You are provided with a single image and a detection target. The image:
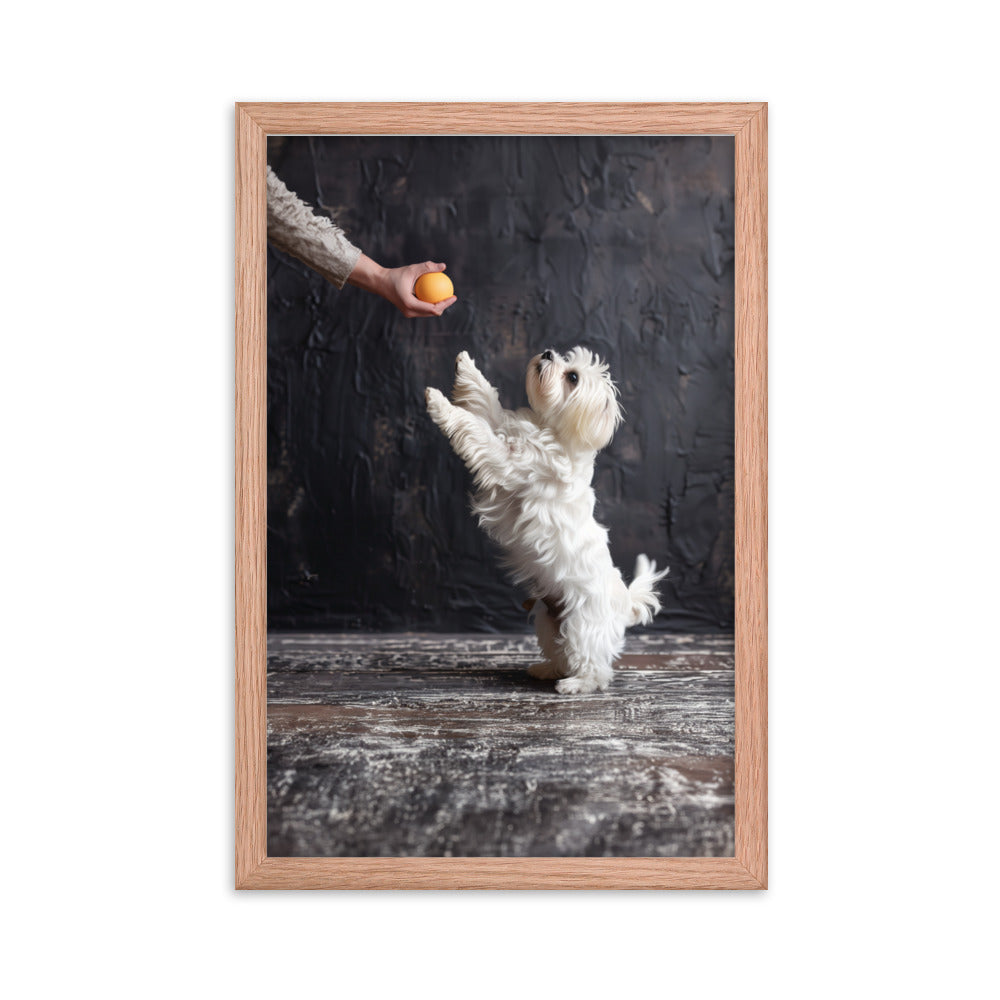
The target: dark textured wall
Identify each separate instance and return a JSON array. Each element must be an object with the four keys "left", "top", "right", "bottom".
[{"left": 267, "top": 135, "right": 734, "bottom": 632}]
